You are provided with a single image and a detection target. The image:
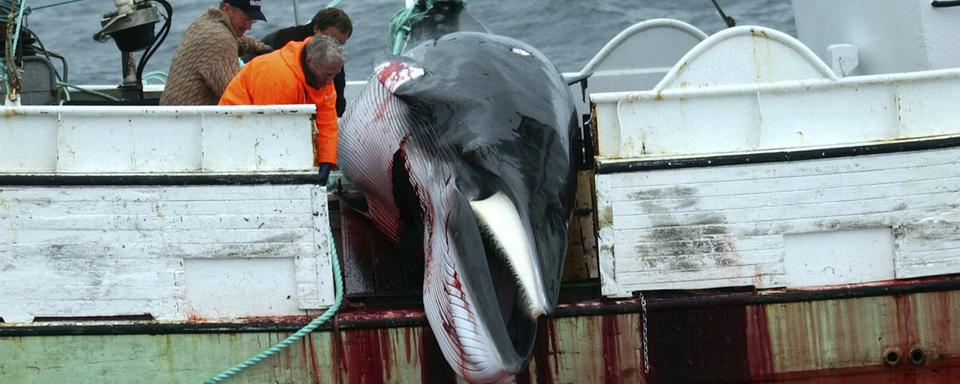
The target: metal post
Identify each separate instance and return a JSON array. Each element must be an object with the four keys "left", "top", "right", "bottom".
[
  {"left": 121, "top": 51, "right": 139, "bottom": 87},
  {"left": 292, "top": 0, "right": 300, "bottom": 25}
]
